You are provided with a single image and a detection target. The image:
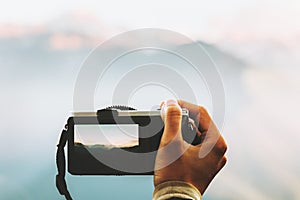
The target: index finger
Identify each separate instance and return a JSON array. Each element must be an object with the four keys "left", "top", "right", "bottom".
[
  {"left": 177, "top": 100, "right": 212, "bottom": 133},
  {"left": 178, "top": 100, "right": 227, "bottom": 158}
]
